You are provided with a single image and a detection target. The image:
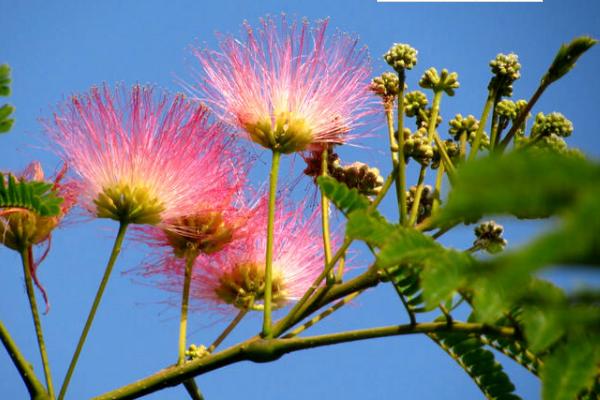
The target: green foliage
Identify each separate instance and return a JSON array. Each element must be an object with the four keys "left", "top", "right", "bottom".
[
  {"left": 317, "top": 176, "right": 370, "bottom": 216},
  {"left": 0, "top": 173, "right": 63, "bottom": 217},
  {"left": 436, "top": 151, "right": 600, "bottom": 224},
  {"left": 429, "top": 330, "right": 521, "bottom": 400},
  {"left": 479, "top": 334, "right": 540, "bottom": 376},
  {"left": 543, "top": 36, "right": 597, "bottom": 85},
  {"left": 541, "top": 338, "right": 600, "bottom": 400},
  {"left": 0, "top": 64, "right": 14, "bottom": 133}
]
